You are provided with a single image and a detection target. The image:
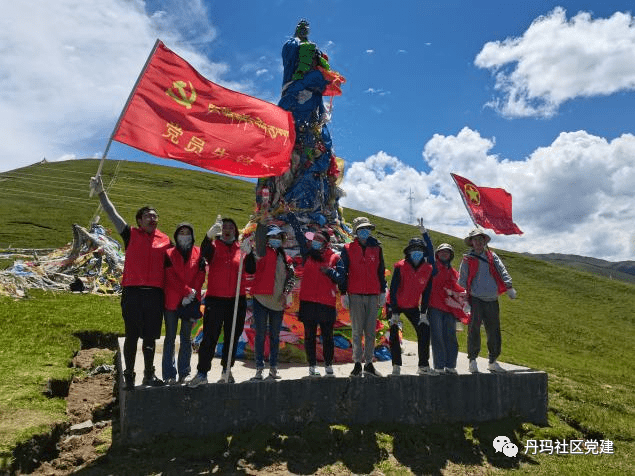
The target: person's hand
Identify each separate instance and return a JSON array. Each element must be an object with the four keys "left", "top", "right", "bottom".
[
  {"left": 207, "top": 215, "right": 223, "bottom": 239},
  {"left": 285, "top": 293, "right": 294, "bottom": 307},
  {"left": 419, "top": 311, "right": 429, "bottom": 326},
  {"left": 389, "top": 313, "right": 401, "bottom": 326},
  {"left": 240, "top": 237, "right": 253, "bottom": 254},
  {"left": 417, "top": 217, "right": 427, "bottom": 235},
  {"left": 506, "top": 287, "right": 517, "bottom": 299},
  {"left": 340, "top": 294, "right": 349, "bottom": 310},
  {"left": 90, "top": 176, "right": 104, "bottom": 195},
  {"left": 378, "top": 292, "right": 386, "bottom": 307},
  {"left": 181, "top": 289, "right": 196, "bottom": 306}
]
